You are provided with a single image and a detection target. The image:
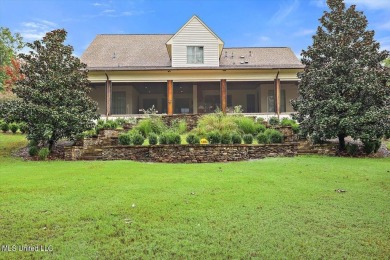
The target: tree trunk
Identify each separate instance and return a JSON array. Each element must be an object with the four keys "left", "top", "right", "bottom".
[{"left": 338, "top": 134, "right": 346, "bottom": 151}]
